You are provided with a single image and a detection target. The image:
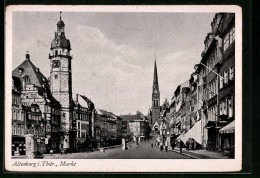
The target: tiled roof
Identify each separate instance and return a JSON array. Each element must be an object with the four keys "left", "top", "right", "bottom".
[{"left": 12, "top": 59, "right": 48, "bottom": 88}]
